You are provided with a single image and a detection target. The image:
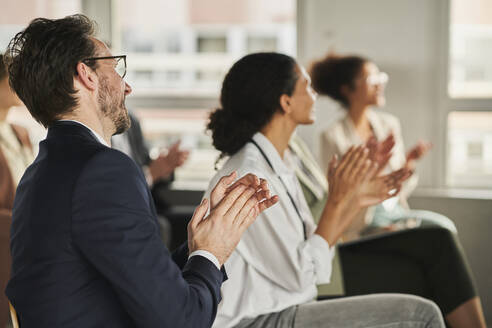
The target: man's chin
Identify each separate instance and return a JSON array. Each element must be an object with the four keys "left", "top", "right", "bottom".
[{"left": 112, "top": 109, "right": 131, "bottom": 135}]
